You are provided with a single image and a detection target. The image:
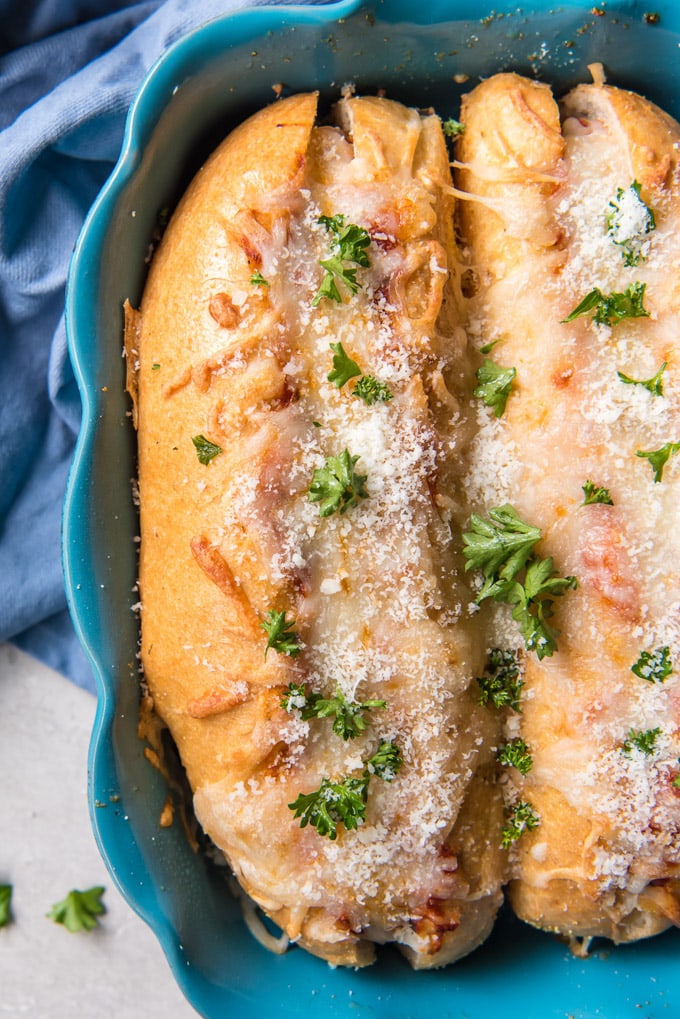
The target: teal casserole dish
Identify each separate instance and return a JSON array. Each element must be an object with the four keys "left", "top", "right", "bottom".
[{"left": 63, "top": 1, "right": 680, "bottom": 1015}]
